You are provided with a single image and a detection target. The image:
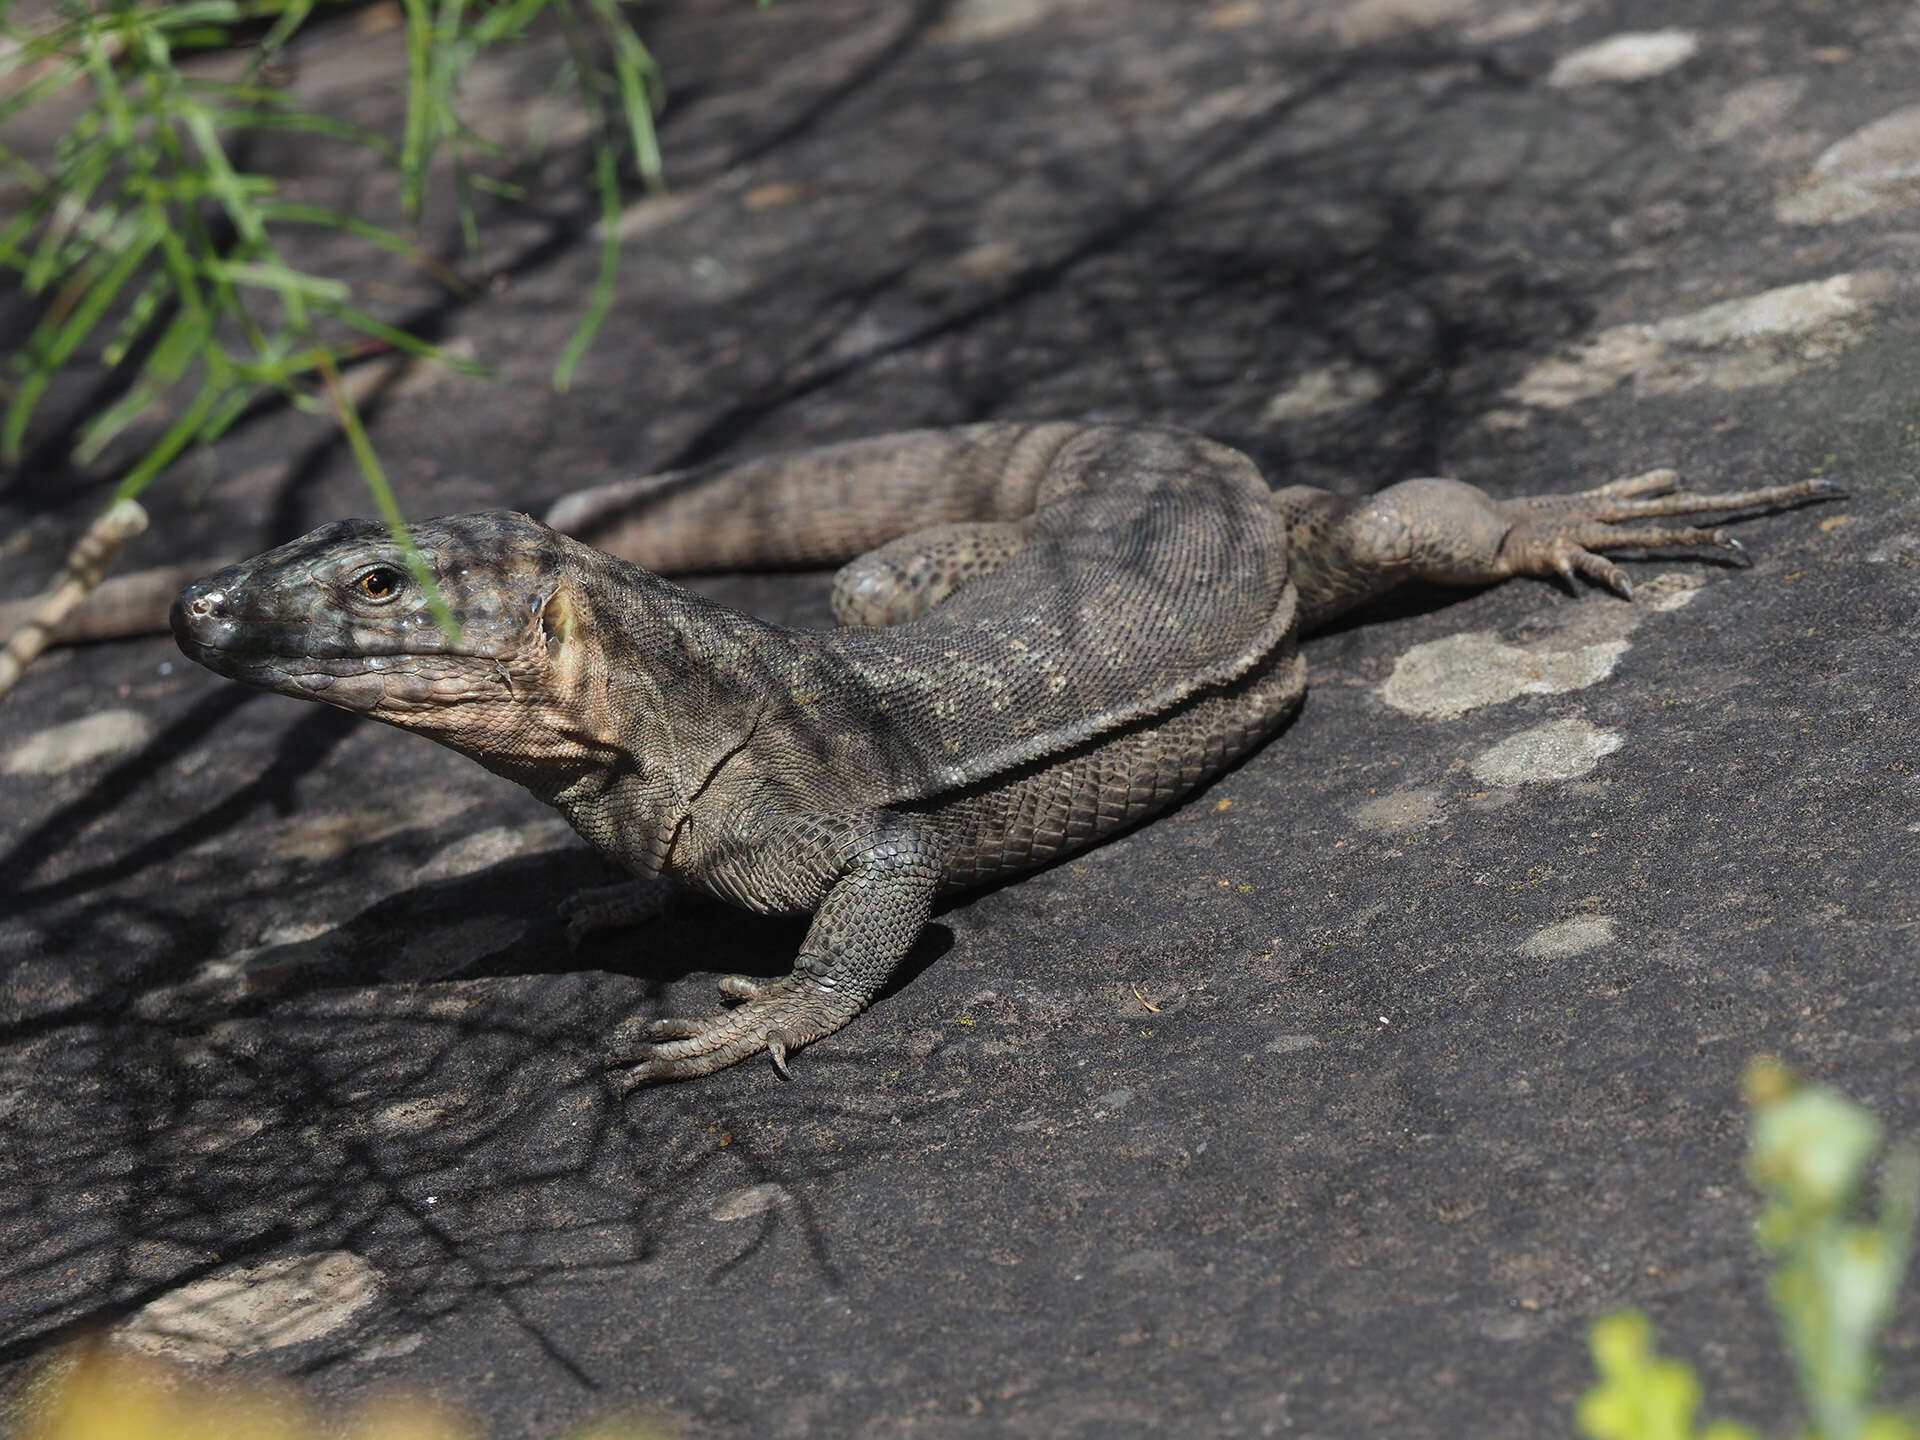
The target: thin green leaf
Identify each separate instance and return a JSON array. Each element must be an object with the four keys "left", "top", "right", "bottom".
[
  {"left": 464, "top": 171, "right": 525, "bottom": 201},
  {"left": 465, "top": 0, "right": 550, "bottom": 50},
  {"left": 140, "top": 2, "right": 245, "bottom": 32},
  {"left": 3, "top": 217, "right": 163, "bottom": 462},
  {"left": 77, "top": 20, "right": 134, "bottom": 146},
  {"left": 73, "top": 381, "right": 162, "bottom": 465},
  {"left": 583, "top": 0, "right": 664, "bottom": 189},
  {"left": 195, "top": 379, "right": 257, "bottom": 444},
  {"left": 313, "top": 300, "right": 489, "bottom": 375},
  {"left": 194, "top": 104, "right": 396, "bottom": 158},
  {"left": 142, "top": 306, "right": 216, "bottom": 388},
  {"left": 554, "top": 135, "right": 620, "bottom": 391},
  {"left": 199, "top": 257, "right": 350, "bottom": 301},
  {"left": 23, "top": 141, "right": 111, "bottom": 292},
  {"left": 113, "top": 370, "right": 235, "bottom": 500},
  {"left": 0, "top": 58, "right": 87, "bottom": 130},
  {"left": 250, "top": 0, "right": 316, "bottom": 73},
  {"left": 38, "top": 217, "right": 165, "bottom": 374},
  {"left": 398, "top": 0, "right": 434, "bottom": 221},
  {"left": 102, "top": 270, "right": 172, "bottom": 366},
  {"left": 316, "top": 352, "right": 459, "bottom": 639},
  {"left": 258, "top": 200, "right": 472, "bottom": 295}
]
